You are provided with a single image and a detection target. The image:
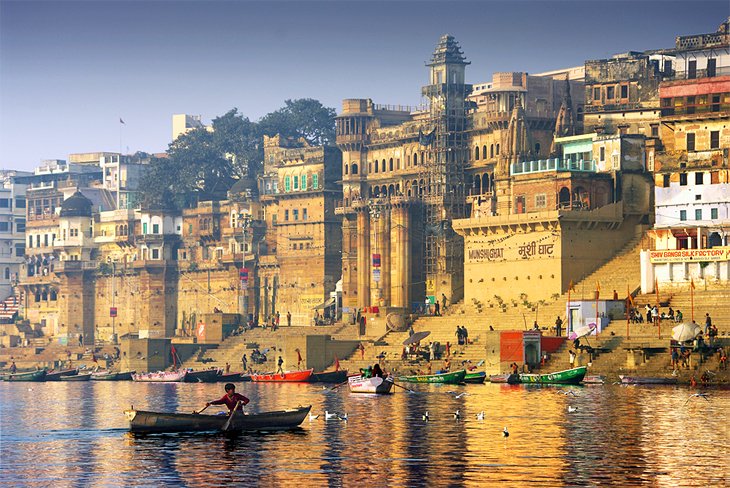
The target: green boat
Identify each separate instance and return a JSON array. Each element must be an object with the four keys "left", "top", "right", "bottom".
[
  {"left": 398, "top": 369, "right": 466, "bottom": 384},
  {"left": 463, "top": 371, "right": 486, "bottom": 384},
  {"left": 519, "top": 366, "right": 587, "bottom": 385},
  {"left": 1, "top": 369, "right": 47, "bottom": 382}
]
